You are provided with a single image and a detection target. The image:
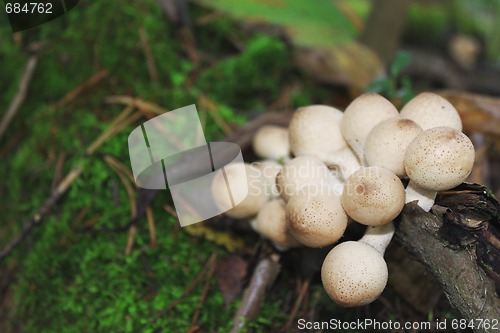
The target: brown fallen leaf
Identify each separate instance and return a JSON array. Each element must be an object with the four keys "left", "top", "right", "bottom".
[
  {"left": 293, "top": 42, "right": 383, "bottom": 96},
  {"left": 215, "top": 254, "right": 248, "bottom": 306},
  {"left": 437, "top": 90, "right": 500, "bottom": 137}
]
